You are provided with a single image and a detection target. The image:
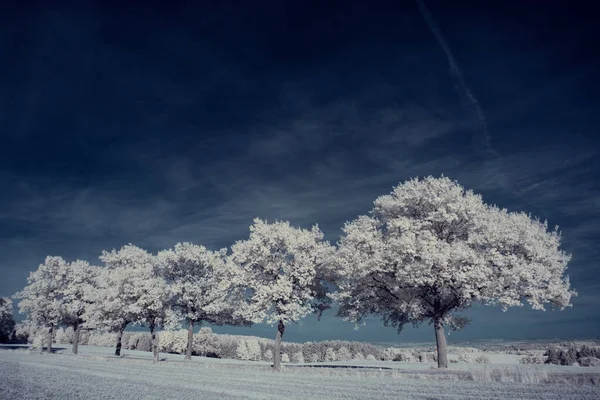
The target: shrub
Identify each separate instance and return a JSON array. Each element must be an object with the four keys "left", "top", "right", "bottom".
[
  {"left": 325, "top": 348, "right": 336, "bottom": 362},
  {"left": 336, "top": 346, "right": 351, "bottom": 361},
  {"left": 579, "top": 357, "right": 600, "bottom": 367},
  {"left": 393, "top": 352, "right": 415, "bottom": 362},
  {"left": 365, "top": 354, "right": 376, "bottom": 361},
  {"left": 474, "top": 355, "right": 491, "bottom": 364},
  {"left": 136, "top": 334, "right": 153, "bottom": 352},
  {"left": 291, "top": 351, "right": 304, "bottom": 364},
  {"left": 193, "top": 331, "right": 219, "bottom": 357},
  {"left": 520, "top": 354, "right": 545, "bottom": 365},
  {"left": 263, "top": 348, "right": 273, "bottom": 362},
  {"left": 281, "top": 353, "right": 290, "bottom": 363},
  {"left": 544, "top": 348, "right": 561, "bottom": 365}
]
